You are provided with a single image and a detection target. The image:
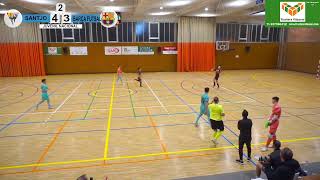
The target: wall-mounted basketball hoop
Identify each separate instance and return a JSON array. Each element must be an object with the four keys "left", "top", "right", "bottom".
[{"left": 216, "top": 41, "right": 230, "bottom": 51}]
